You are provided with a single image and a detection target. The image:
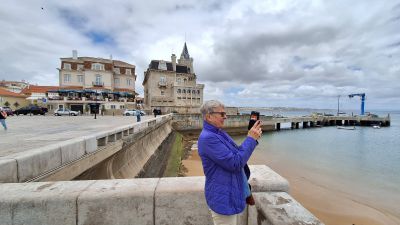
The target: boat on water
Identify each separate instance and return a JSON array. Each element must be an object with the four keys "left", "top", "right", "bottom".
[
  {"left": 337, "top": 126, "right": 356, "bottom": 130},
  {"left": 372, "top": 125, "right": 381, "bottom": 129}
]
